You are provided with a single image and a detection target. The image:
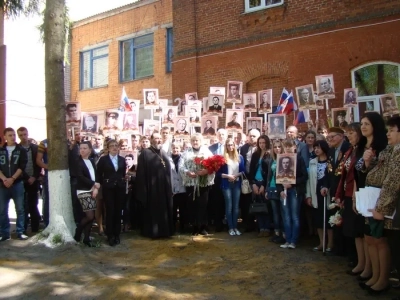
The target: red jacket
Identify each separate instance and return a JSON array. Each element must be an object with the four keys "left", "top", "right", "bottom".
[{"left": 335, "top": 147, "right": 356, "bottom": 200}]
